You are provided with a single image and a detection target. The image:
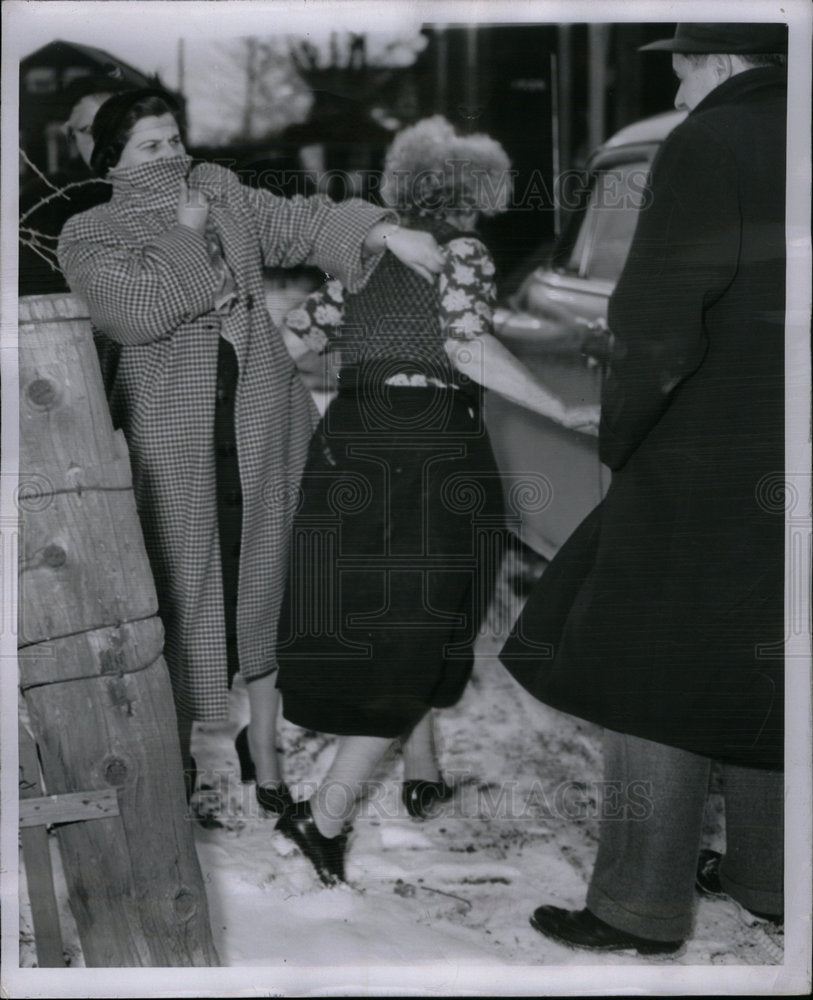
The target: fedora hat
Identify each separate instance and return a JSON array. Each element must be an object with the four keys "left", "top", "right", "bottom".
[{"left": 640, "top": 23, "right": 788, "bottom": 54}]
